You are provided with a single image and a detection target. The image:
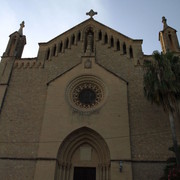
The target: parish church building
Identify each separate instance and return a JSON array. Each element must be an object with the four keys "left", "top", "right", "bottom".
[{"left": 0, "top": 10, "right": 180, "bottom": 180}]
